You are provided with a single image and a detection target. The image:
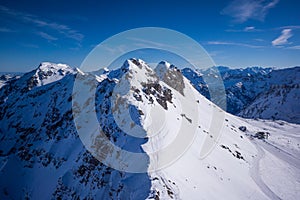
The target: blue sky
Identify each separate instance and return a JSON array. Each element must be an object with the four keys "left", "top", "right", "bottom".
[{"left": 0, "top": 0, "right": 299, "bottom": 72}]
